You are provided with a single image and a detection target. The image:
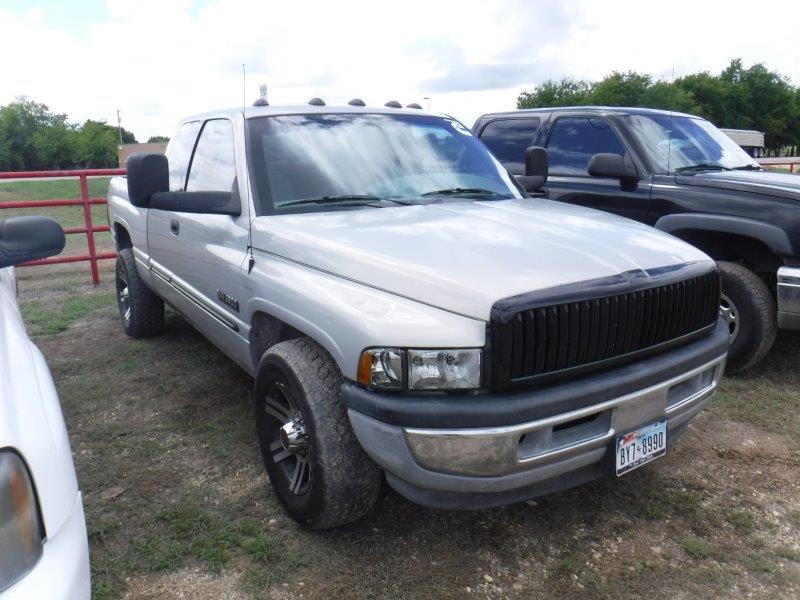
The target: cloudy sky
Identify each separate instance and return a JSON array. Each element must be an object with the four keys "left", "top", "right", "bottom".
[{"left": 1, "top": 0, "right": 798, "bottom": 141}]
